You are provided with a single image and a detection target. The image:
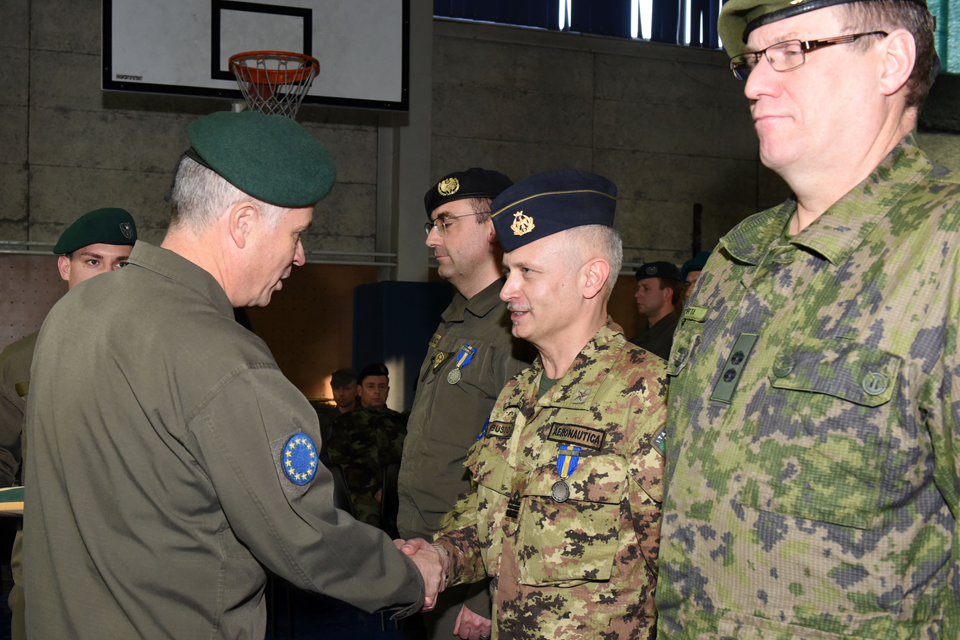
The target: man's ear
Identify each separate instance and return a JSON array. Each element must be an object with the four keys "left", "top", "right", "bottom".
[
  {"left": 227, "top": 202, "right": 260, "bottom": 249},
  {"left": 582, "top": 258, "right": 610, "bottom": 300},
  {"left": 485, "top": 219, "right": 498, "bottom": 244},
  {"left": 57, "top": 255, "right": 71, "bottom": 282},
  {"left": 878, "top": 29, "right": 916, "bottom": 97}
]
